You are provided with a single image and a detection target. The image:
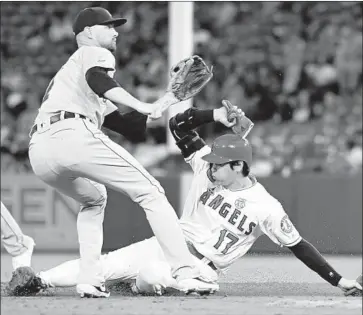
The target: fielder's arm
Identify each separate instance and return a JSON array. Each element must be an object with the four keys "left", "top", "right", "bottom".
[
  {"left": 85, "top": 66, "right": 172, "bottom": 116},
  {"left": 103, "top": 110, "right": 147, "bottom": 142}
]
